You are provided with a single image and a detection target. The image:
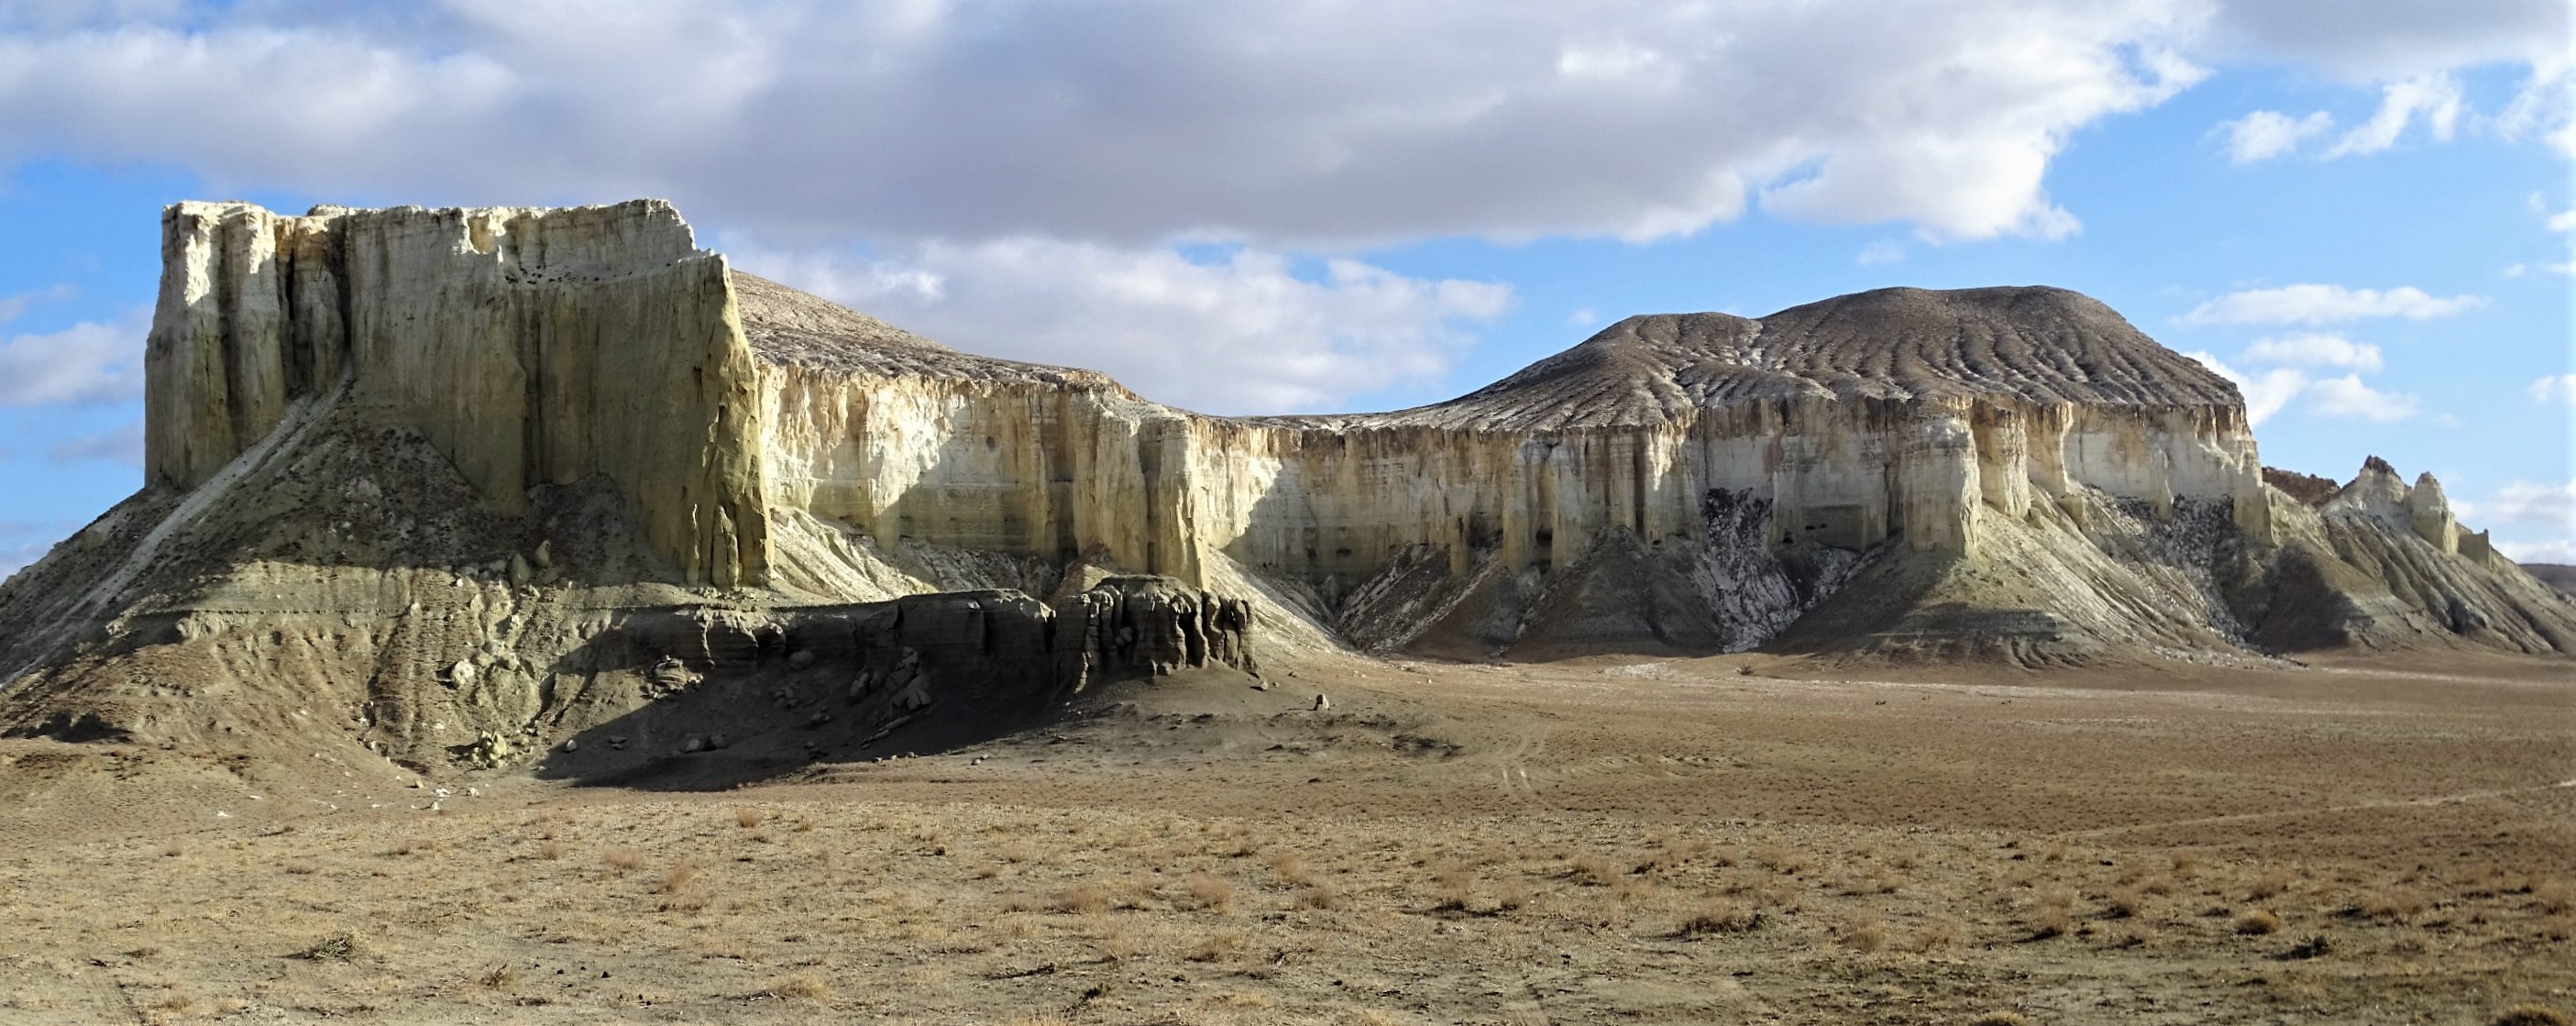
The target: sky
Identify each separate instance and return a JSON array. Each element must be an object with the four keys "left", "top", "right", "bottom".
[{"left": 0, "top": 0, "right": 2569, "bottom": 574}]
